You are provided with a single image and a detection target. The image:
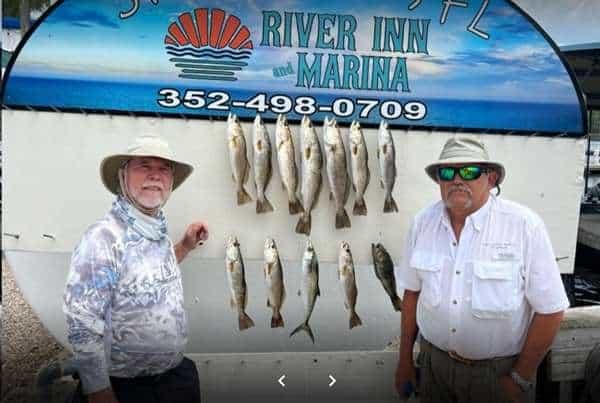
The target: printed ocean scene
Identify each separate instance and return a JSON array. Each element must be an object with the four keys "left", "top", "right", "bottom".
[{"left": 2, "top": 0, "right": 585, "bottom": 134}]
